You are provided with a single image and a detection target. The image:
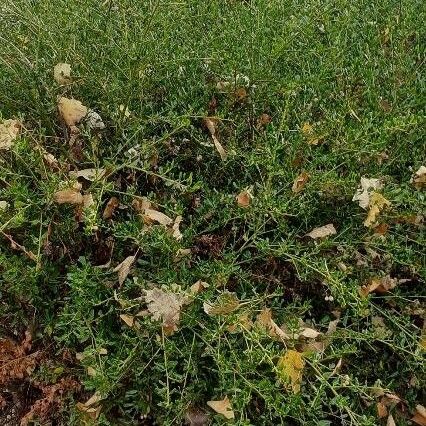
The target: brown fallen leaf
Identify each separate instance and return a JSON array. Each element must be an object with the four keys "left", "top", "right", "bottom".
[
  {"left": 257, "top": 113, "right": 272, "bottom": 128},
  {"left": 387, "top": 414, "right": 396, "bottom": 426},
  {"left": 1, "top": 232, "right": 37, "bottom": 262},
  {"left": 185, "top": 407, "right": 209, "bottom": 426},
  {"left": 113, "top": 255, "right": 136, "bottom": 286},
  {"left": 352, "top": 177, "right": 383, "bottom": 209},
  {"left": 292, "top": 171, "right": 310, "bottom": 193},
  {"left": 190, "top": 280, "right": 209, "bottom": 294},
  {"left": 364, "top": 192, "right": 391, "bottom": 227},
  {"left": 53, "top": 187, "right": 84, "bottom": 205},
  {"left": 359, "top": 275, "right": 399, "bottom": 297},
  {"left": 299, "top": 327, "right": 321, "bottom": 339},
  {"left": 203, "top": 117, "right": 227, "bottom": 161},
  {"left": 119, "top": 314, "right": 135, "bottom": 328},
  {"left": 103, "top": 197, "right": 119, "bottom": 220},
  {"left": 145, "top": 287, "right": 188, "bottom": 334},
  {"left": 82, "top": 193, "right": 95, "bottom": 209},
  {"left": 236, "top": 190, "right": 251, "bottom": 208},
  {"left": 84, "top": 392, "right": 102, "bottom": 407},
  {"left": 0, "top": 119, "right": 21, "bottom": 150},
  {"left": 256, "top": 308, "right": 290, "bottom": 342},
  {"left": 144, "top": 208, "right": 173, "bottom": 226},
  {"left": 412, "top": 404, "right": 426, "bottom": 426},
  {"left": 53, "top": 63, "right": 71, "bottom": 85},
  {"left": 306, "top": 224, "right": 336, "bottom": 239},
  {"left": 75, "top": 403, "right": 101, "bottom": 421},
  {"left": 411, "top": 166, "right": 426, "bottom": 190},
  {"left": 203, "top": 291, "right": 240, "bottom": 316},
  {"left": 207, "top": 397, "right": 234, "bottom": 420},
  {"left": 277, "top": 349, "right": 305, "bottom": 393},
  {"left": 69, "top": 168, "right": 106, "bottom": 181},
  {"left": 227, "top": 312, "right": 253, "bottom": 333},
  {"left": 58, "top": 97, "right": 88, "bottom": 127},
  {"left": 377, "top": 401, "right": 388, "bottom": 418},
  {"left": 172, "top": 215, "right": 183, "bottom": 241}
]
